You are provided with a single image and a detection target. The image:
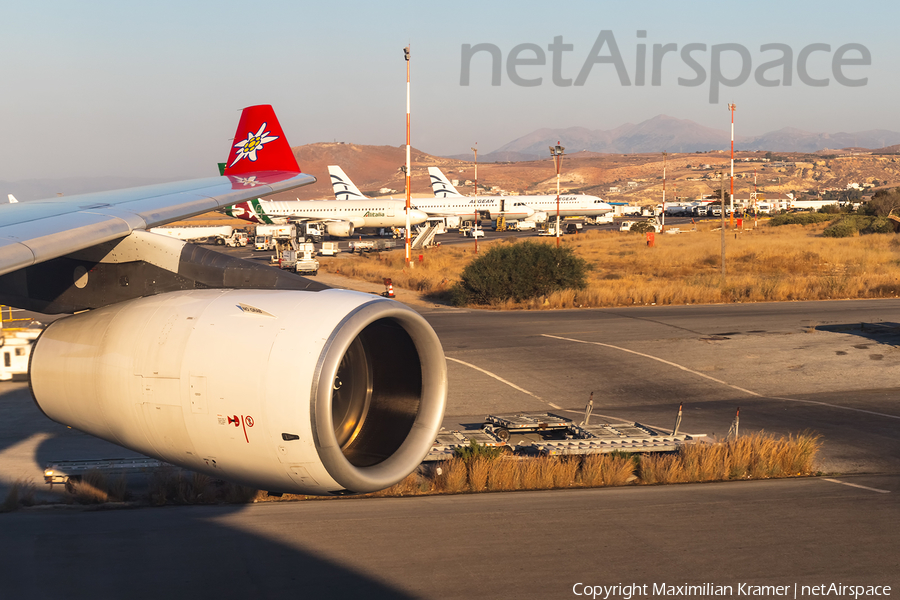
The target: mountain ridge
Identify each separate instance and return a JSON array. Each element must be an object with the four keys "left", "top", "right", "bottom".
[{"left": 447, "top": 115, "right": 900, "bottom": 161}]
